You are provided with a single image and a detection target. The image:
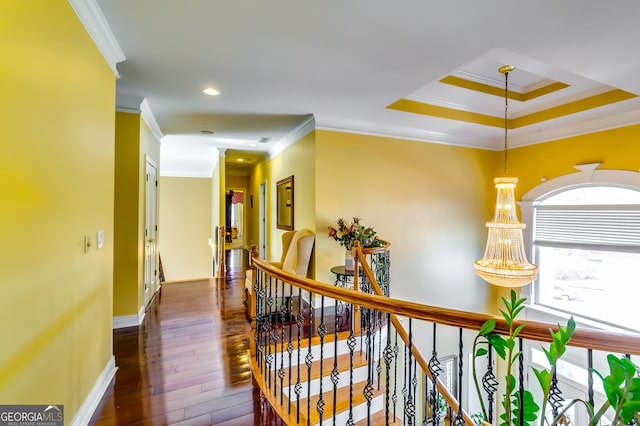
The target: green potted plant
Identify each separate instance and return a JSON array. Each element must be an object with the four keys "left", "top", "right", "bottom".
[{"left": 472, "top": 290, "right": 640, "bottom": 425}]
